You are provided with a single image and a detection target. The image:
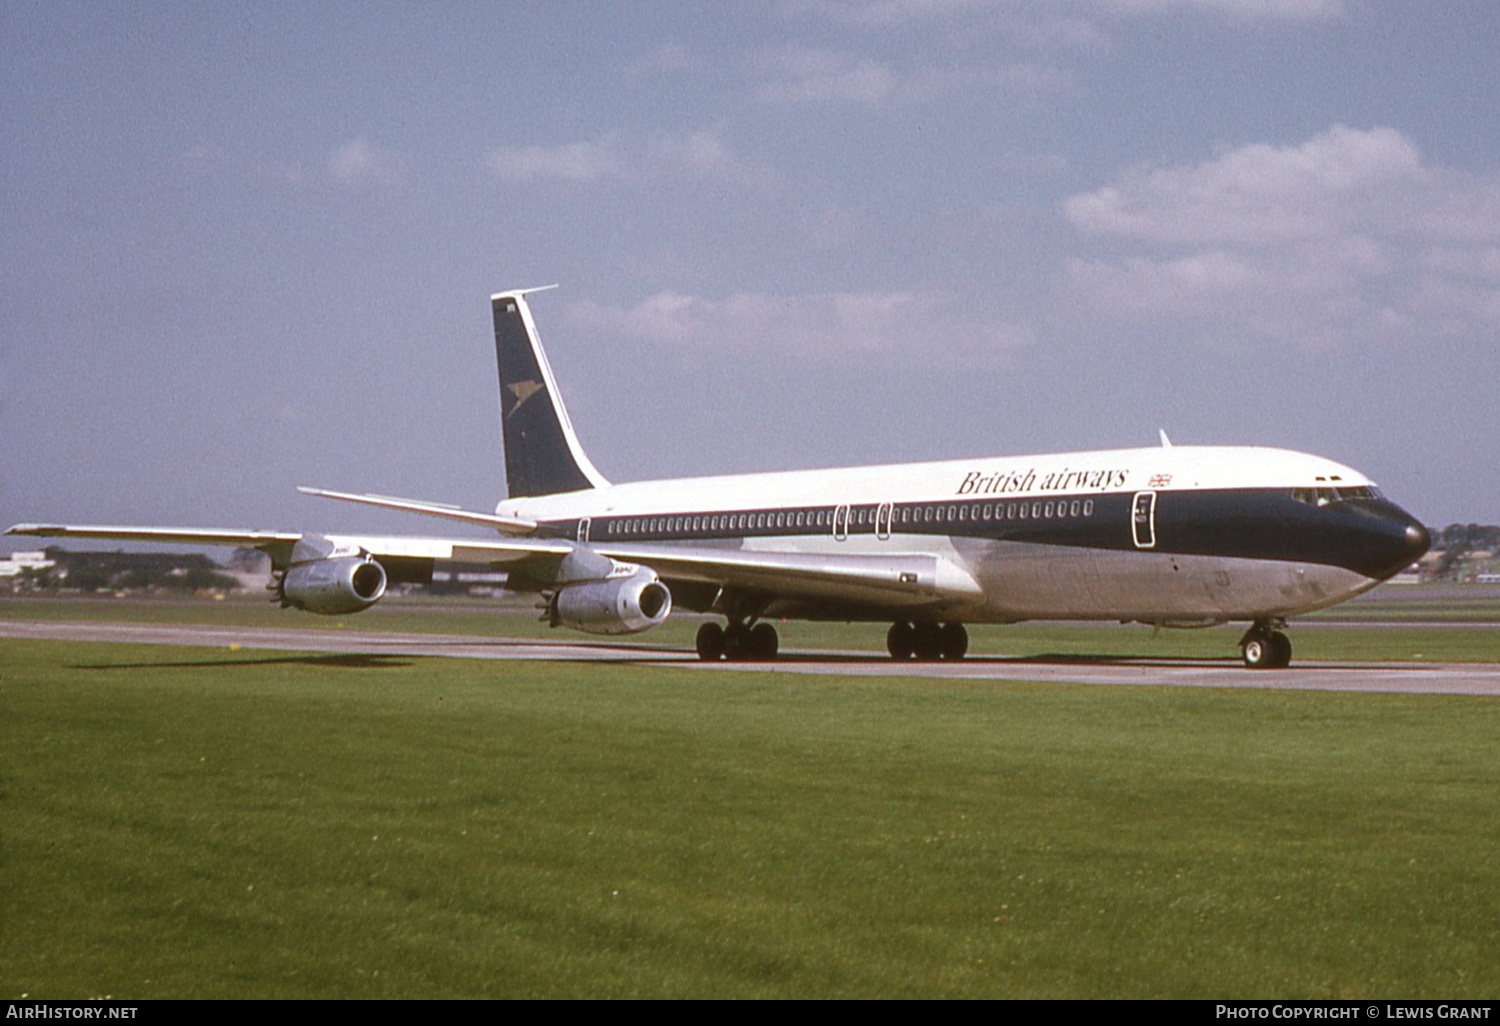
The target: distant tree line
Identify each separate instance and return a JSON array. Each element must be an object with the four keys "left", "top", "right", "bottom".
[
  {"left": 1429, "top": 524, "right": 1500, "bottom": 579},
  {"left": 1432, "top": 523, "right": 1500, "bottom": 551},
  {"left": 36, "top": 546, "right": 240, "bottom": 594}
]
